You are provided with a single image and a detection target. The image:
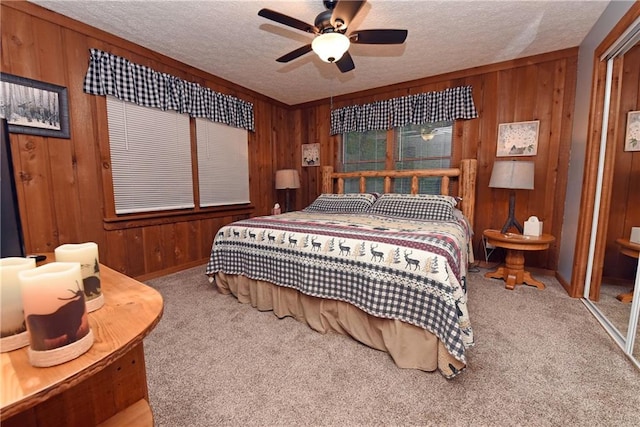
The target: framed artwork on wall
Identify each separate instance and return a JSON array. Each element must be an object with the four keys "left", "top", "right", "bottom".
[
  {"left": 302, "top": 143, "right": 320, "bottom": 167},
  {"left": 0, "top": 73, "right": 70, "bottom": 139},
  {"left": 496, "top": 120, "right": 539, "bottom": 157},
  {"left": 624, "top": 110, "right": 640, "bottom": 151}
]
